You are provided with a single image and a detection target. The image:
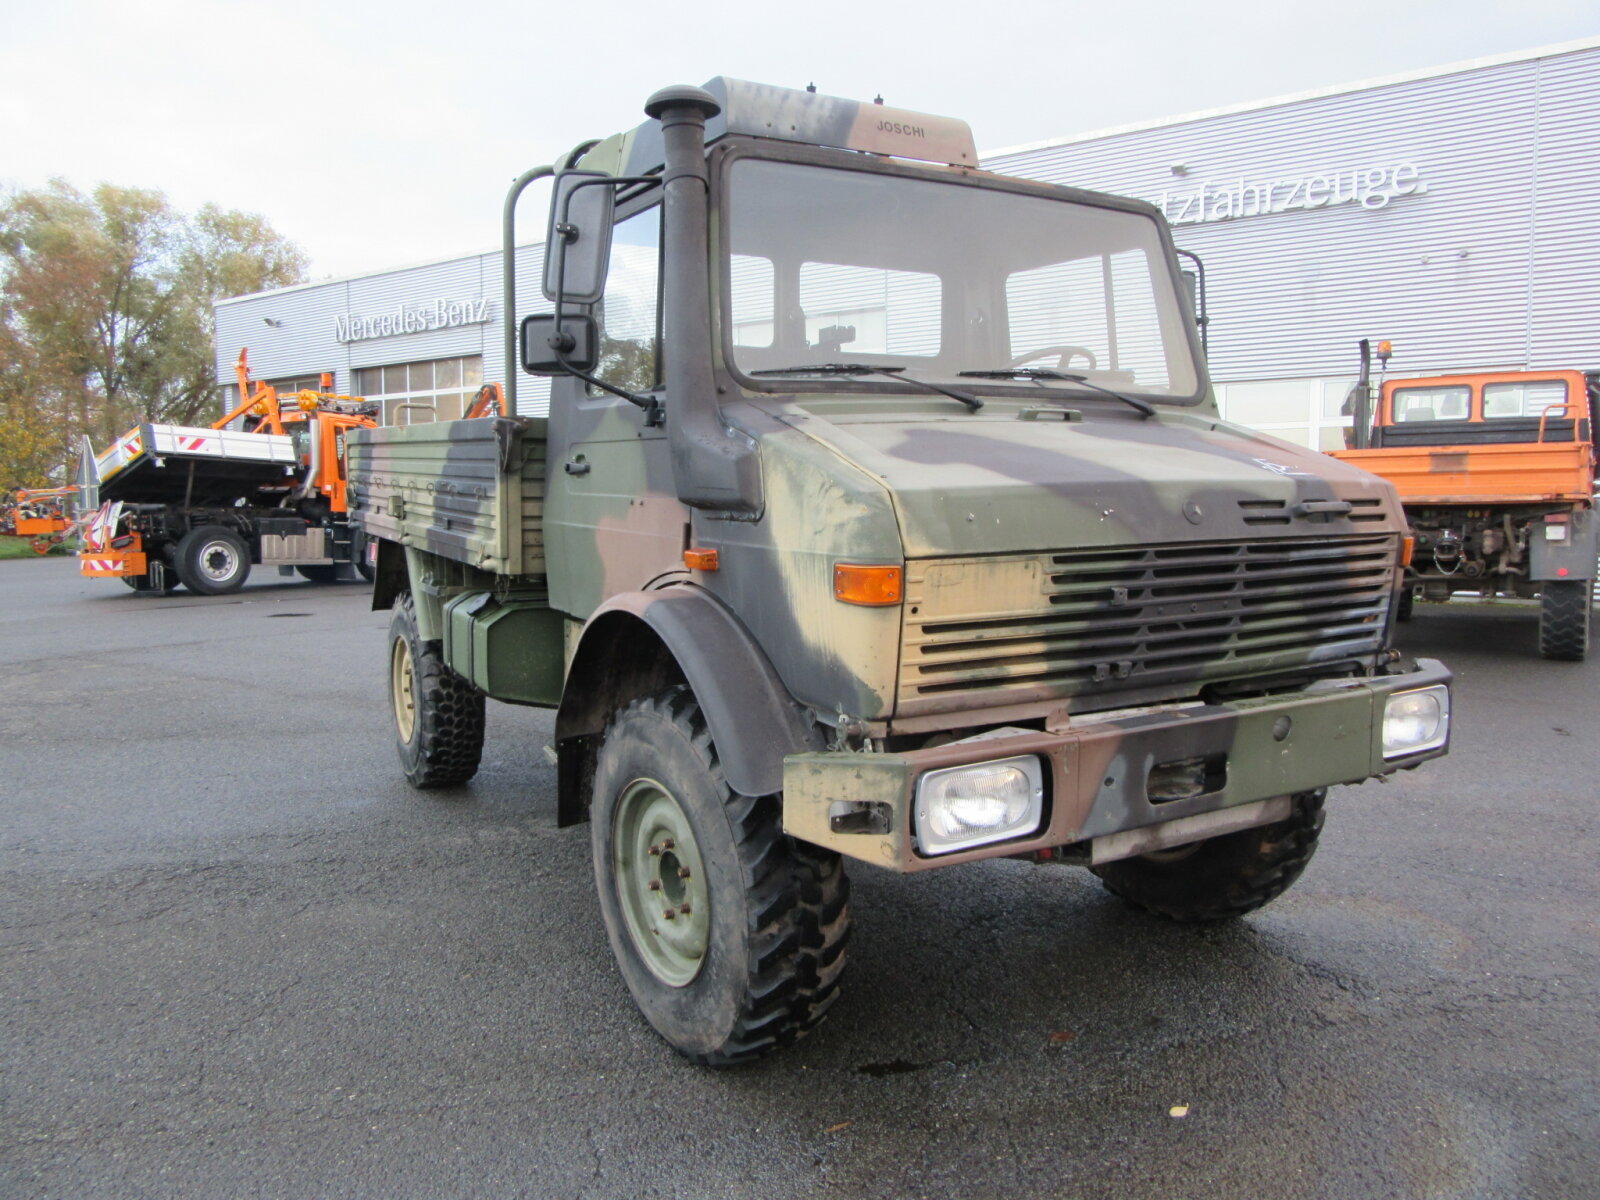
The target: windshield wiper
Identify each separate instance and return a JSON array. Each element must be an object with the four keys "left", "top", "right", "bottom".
[
  {"left": 752, "top": 363, "right": 982, "bottom": 412},
  {"left": 958, "top": 368, "right": 1155, "bottom": 419}
]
